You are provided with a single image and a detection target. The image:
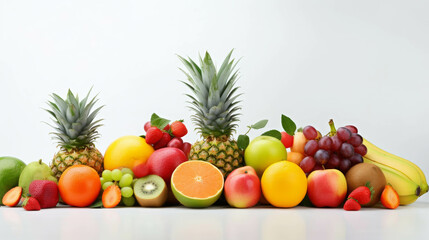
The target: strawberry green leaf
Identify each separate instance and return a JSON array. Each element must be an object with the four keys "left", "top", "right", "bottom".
[
  {"left": 281, "top": 114, "right": 296, "bottom": 136},
  {"left": 250, "top": 120, "right": 268, "bottom": 130},
  {"left": 262, "top": 130, "right": 282, "bottom": 140},
  {"left": 150, "top": 113, "right": 170, "bottom": 130},
  {"left": 237, "top": 134, "right": 250, "bottom": 150}
]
